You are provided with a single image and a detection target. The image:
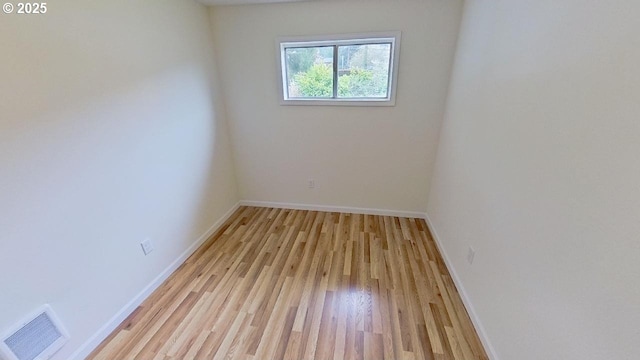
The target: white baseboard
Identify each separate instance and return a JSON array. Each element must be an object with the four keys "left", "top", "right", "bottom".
[
  {"left": 69, "top": 202, "right": 240, "bottom": 360},
  {"left": 424, "top": 213, "right": 499, "bottom": 360},
  {"left": 239, "top": 200, "right": 426, "bottom": 219}
]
